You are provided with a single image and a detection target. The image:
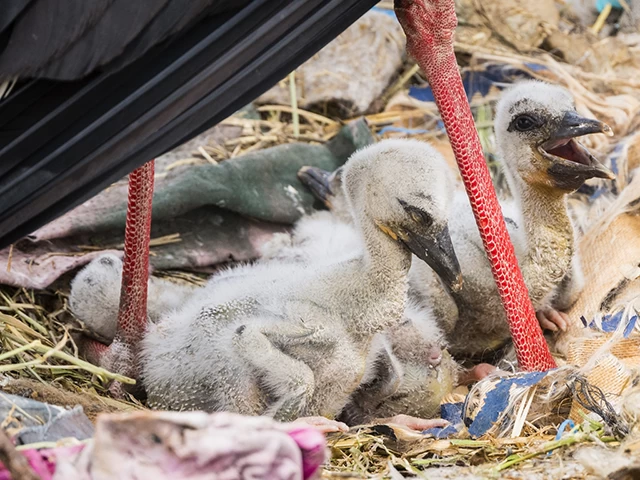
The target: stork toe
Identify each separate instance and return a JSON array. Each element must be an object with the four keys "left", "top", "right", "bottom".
[
  {"left": 292, "top": 417, "right": 349, "bottom": 434},
  {"left": 536, "top": 308, "right": 569, "bottom": 332}
]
